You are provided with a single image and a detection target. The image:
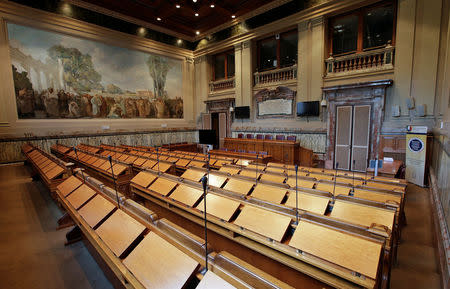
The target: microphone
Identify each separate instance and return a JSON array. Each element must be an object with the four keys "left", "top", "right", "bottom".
[{"left": 73, "top": 147, "right": 86, "bottom": 183}]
